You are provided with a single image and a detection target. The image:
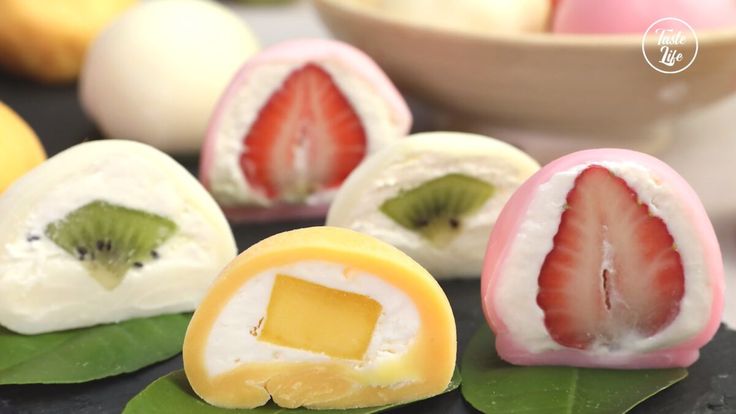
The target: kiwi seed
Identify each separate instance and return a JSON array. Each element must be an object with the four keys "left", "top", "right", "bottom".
[
  {"left": 44, "top": 200, "right": 178, "bottom": 290},
  {"left": 379, "top": 173, "right": 494, "bottom": 246}
]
